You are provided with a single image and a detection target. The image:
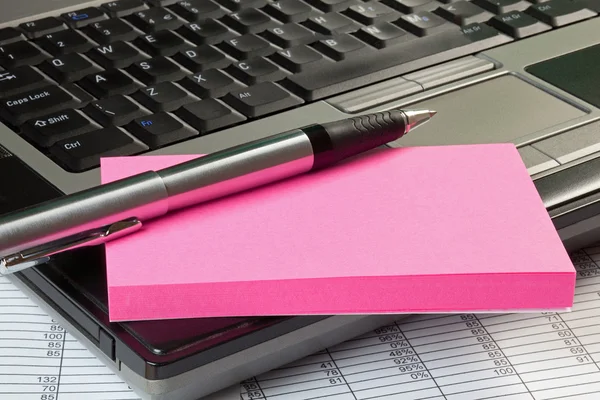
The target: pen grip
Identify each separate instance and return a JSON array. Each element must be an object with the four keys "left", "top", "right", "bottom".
[{"left": 310, "top": 109, "right": 407, "bottom": 169}]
